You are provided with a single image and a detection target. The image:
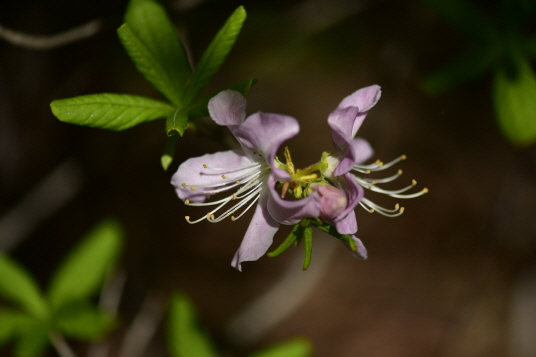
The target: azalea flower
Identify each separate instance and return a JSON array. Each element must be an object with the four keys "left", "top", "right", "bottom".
[
  {"left": 322, "top": 84, "right": 428, "bottom": 236},
  {"left": 171, "top": 90, "right": 320, "bottom": 271}
]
